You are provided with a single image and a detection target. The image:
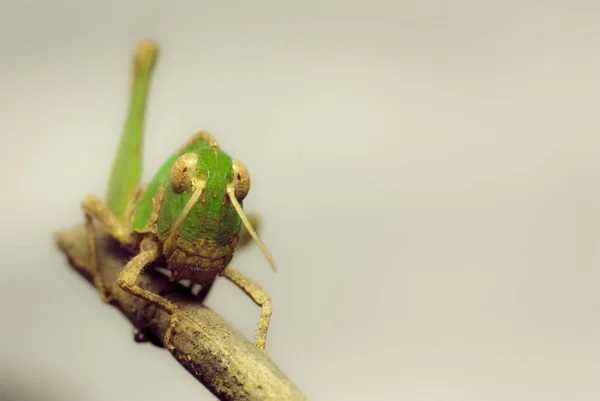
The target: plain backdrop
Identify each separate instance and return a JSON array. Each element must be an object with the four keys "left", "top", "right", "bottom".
[{"left": 0, "top": 1, "right": 599, "bottom": 400}]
